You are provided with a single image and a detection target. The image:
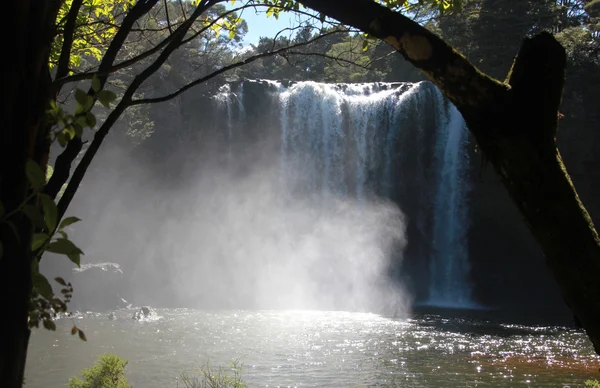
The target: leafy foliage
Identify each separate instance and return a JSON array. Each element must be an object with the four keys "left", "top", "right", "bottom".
[
  {"left": 51, "top": 0, "right": 135, "bottom": 72},
  {"left": 68, "top": 354, "right": 132, "bottom": 388},
  {"left": 0, "top": 157, "right": 85, "bottom": 333},
  {"left": 47, "top": 77, "right": 116, "bottom": 147},
  {"left": 178, "top": 360, "right": 247, "bottom": 388}
]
